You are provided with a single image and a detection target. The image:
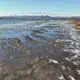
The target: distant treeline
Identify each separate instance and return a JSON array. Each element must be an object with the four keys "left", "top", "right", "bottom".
[{"left": 0, "top": 15, "right": 80, "bottom": 20}]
